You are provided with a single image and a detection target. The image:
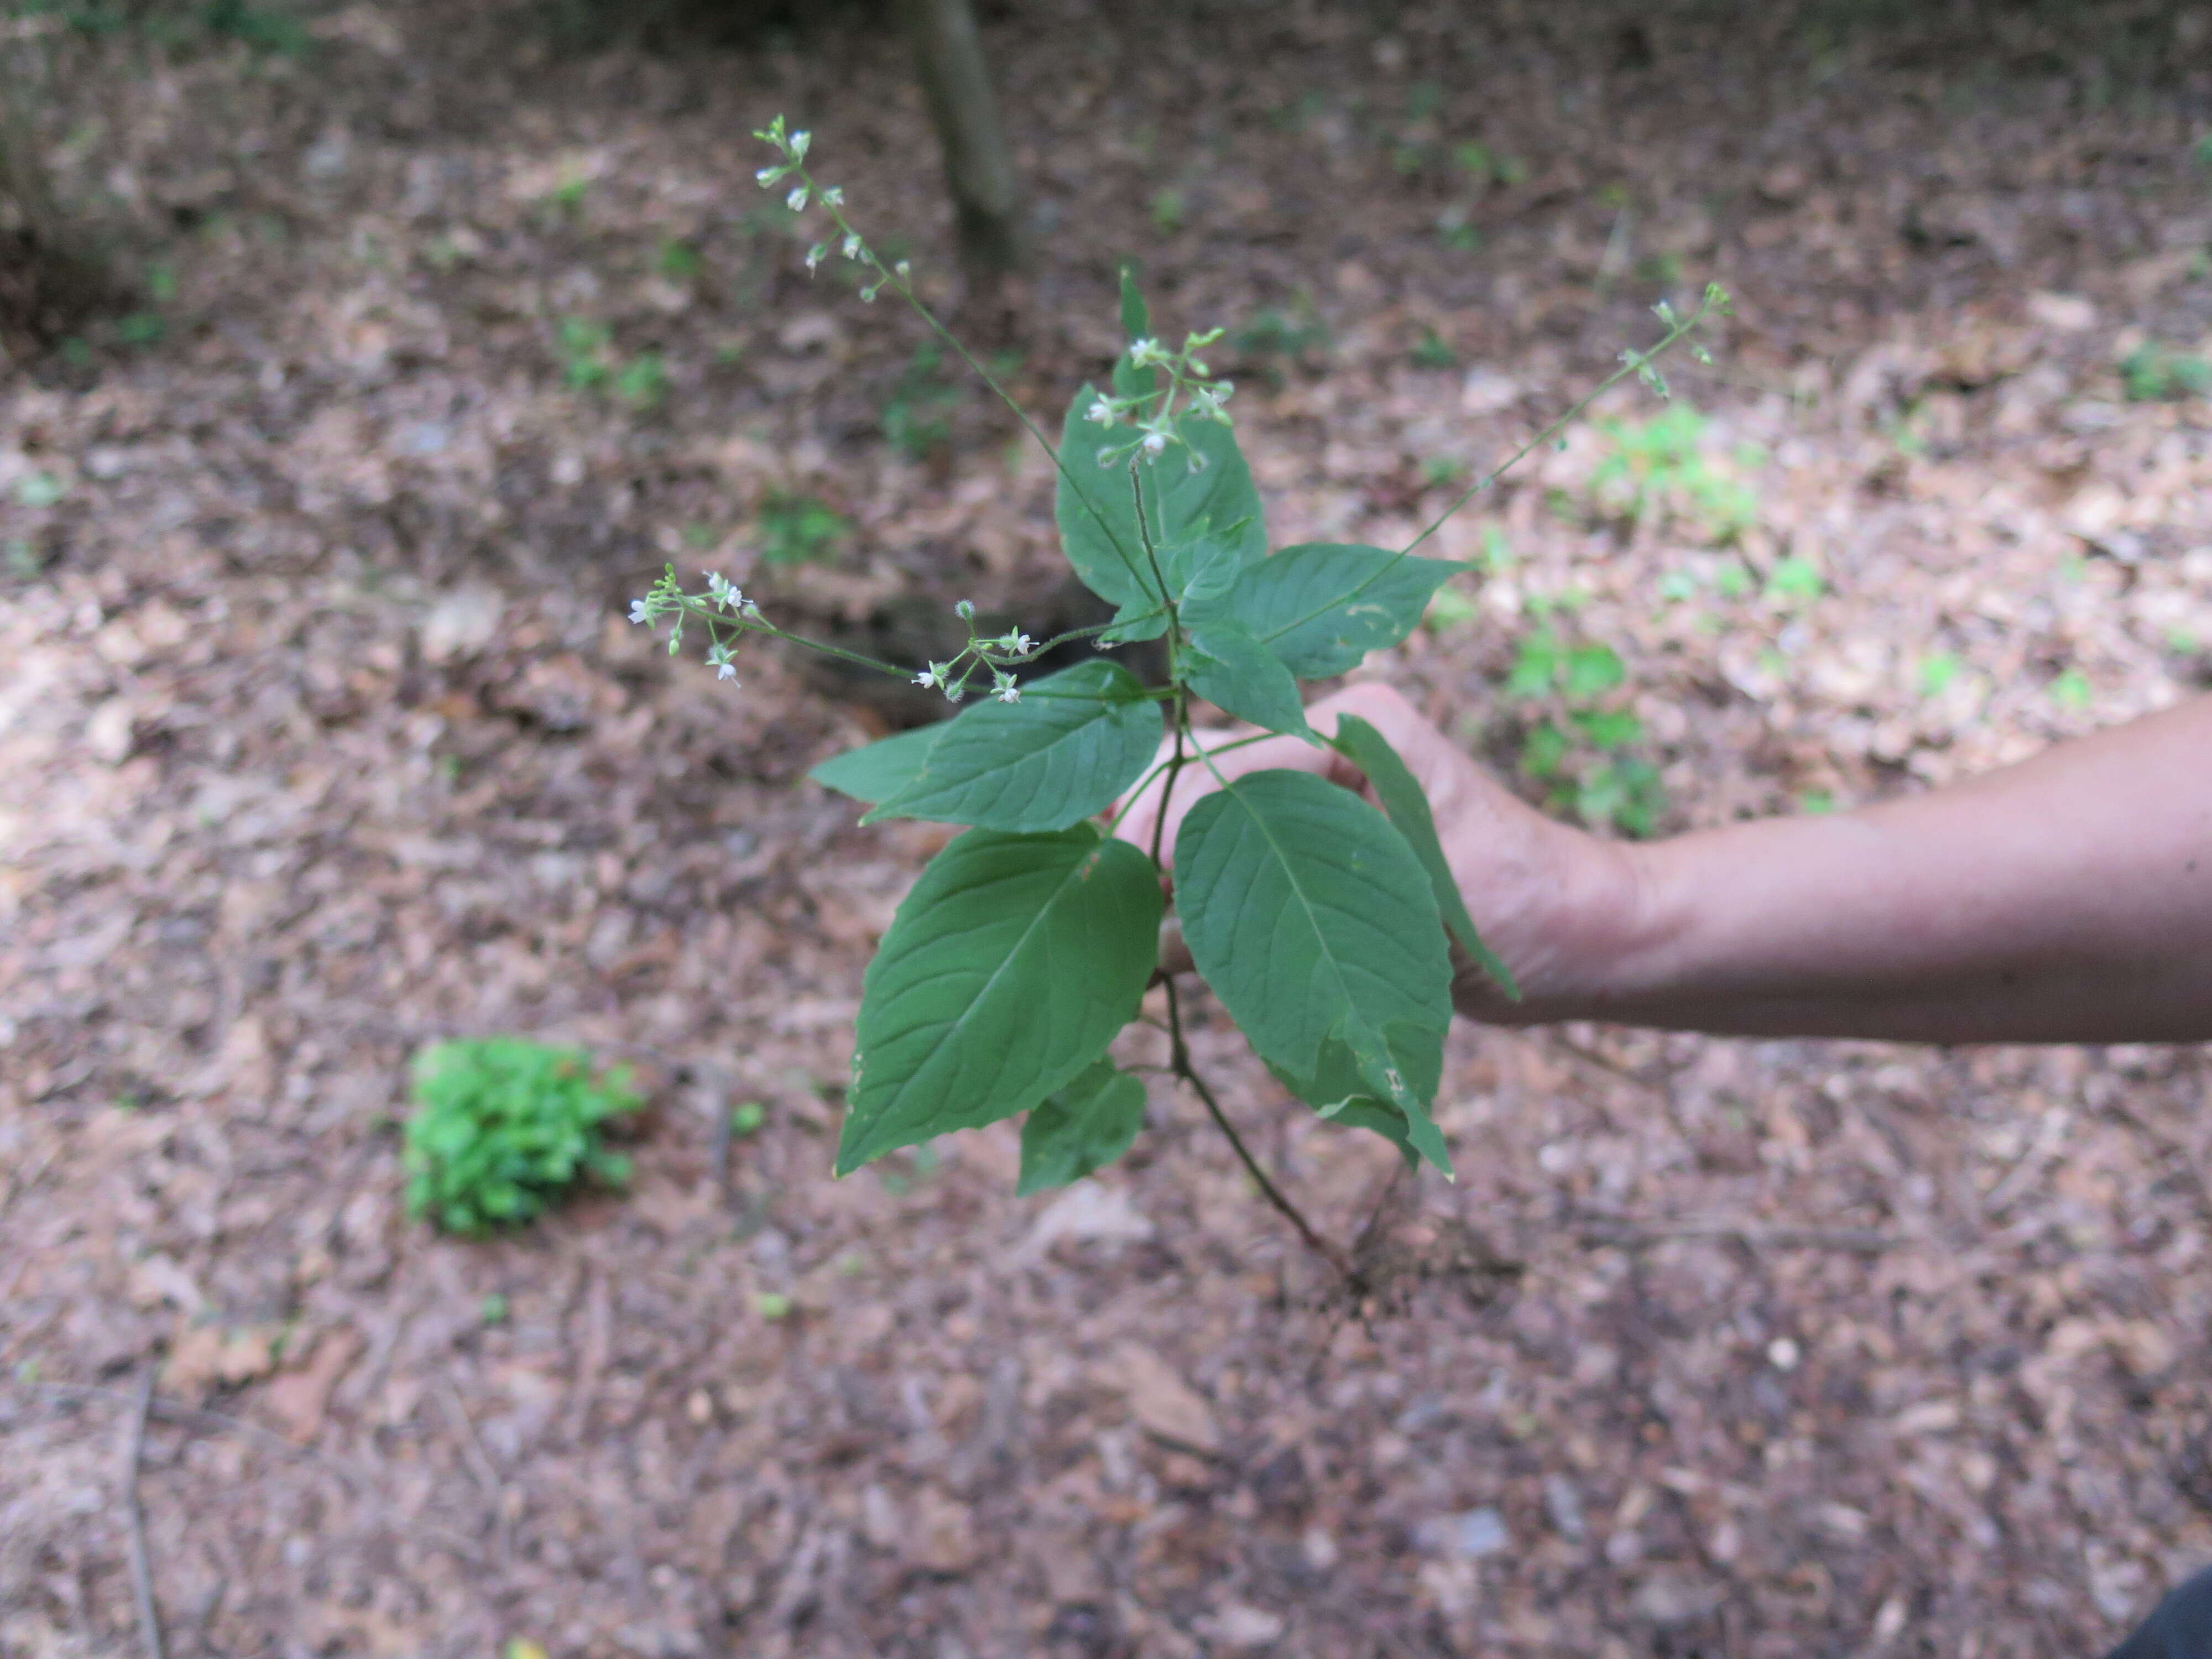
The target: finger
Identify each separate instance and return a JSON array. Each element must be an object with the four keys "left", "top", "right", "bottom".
[{"left": 1153, "top": 915, "right": 1193, "bottom": 978}]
